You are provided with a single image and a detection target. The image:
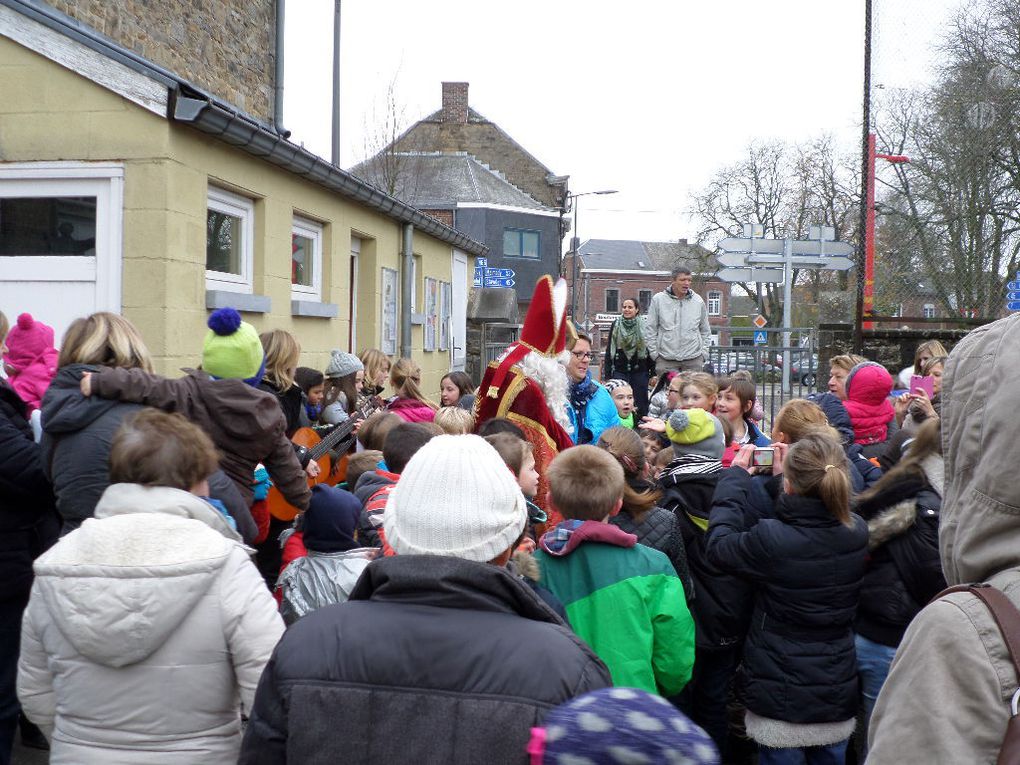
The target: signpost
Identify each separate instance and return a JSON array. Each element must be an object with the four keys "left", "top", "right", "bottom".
[
  {"left": 1008, "top": 273, "right": 1020, "bottom": 312},
  {"left": 474, "top": 259, "right": 516, "bottom": 290},
  {"left": 483, "top": 277, "right": 515, "bottom": 288},
  {"left": 753, "top": 314, "right": 768, "bottom": 329},
  {"left": 716, "top": 267, "right": 785, "bottom": 283}
]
